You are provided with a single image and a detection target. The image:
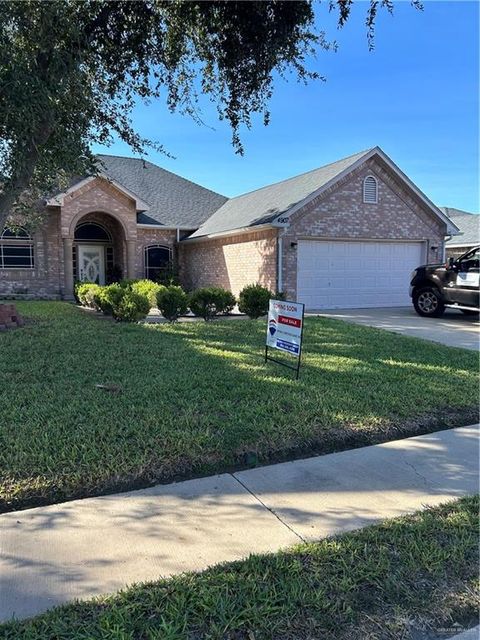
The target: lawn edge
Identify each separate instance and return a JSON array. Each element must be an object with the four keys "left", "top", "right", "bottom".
[{"left": 2, "top": 417, "right": 478, "bottom": 515}]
